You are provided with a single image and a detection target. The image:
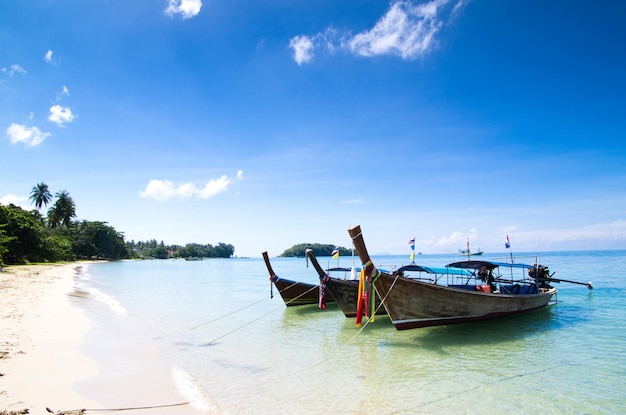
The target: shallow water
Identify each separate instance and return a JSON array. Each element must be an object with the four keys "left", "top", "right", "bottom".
[{"left": 76, "top": 251, "right": 626, "bottom": 414}]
